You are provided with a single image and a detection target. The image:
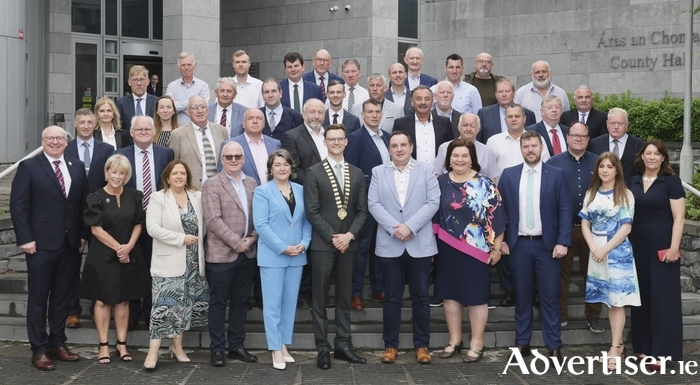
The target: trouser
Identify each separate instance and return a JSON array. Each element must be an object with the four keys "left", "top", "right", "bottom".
[{"left": 560, "top": 224, "right": 602, "bottom": 319}]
